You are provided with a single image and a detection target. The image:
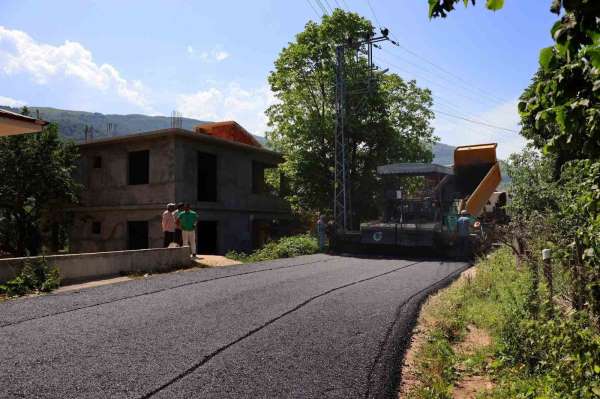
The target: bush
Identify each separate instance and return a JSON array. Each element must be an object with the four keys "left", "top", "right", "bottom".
[
  {"left": 0, "top": 257, "right": 60, "bottom": 297},
  {"left": 405, "top": 247, "right": 600, "bottom": 398},
  {"left": 498, "top": 312, "right": 600, "bottom": 398},
  {"left": 226, "top": 234, "right": 319, "bottom": 263}
]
